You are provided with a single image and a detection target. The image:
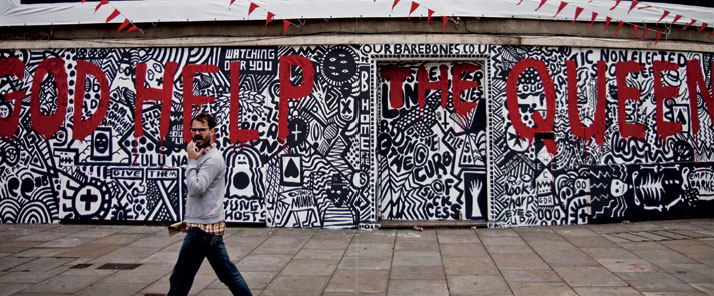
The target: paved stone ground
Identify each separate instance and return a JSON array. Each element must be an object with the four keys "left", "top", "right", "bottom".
[{"left": 0, "top": 219, "right": 712, "bottom": 295}]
